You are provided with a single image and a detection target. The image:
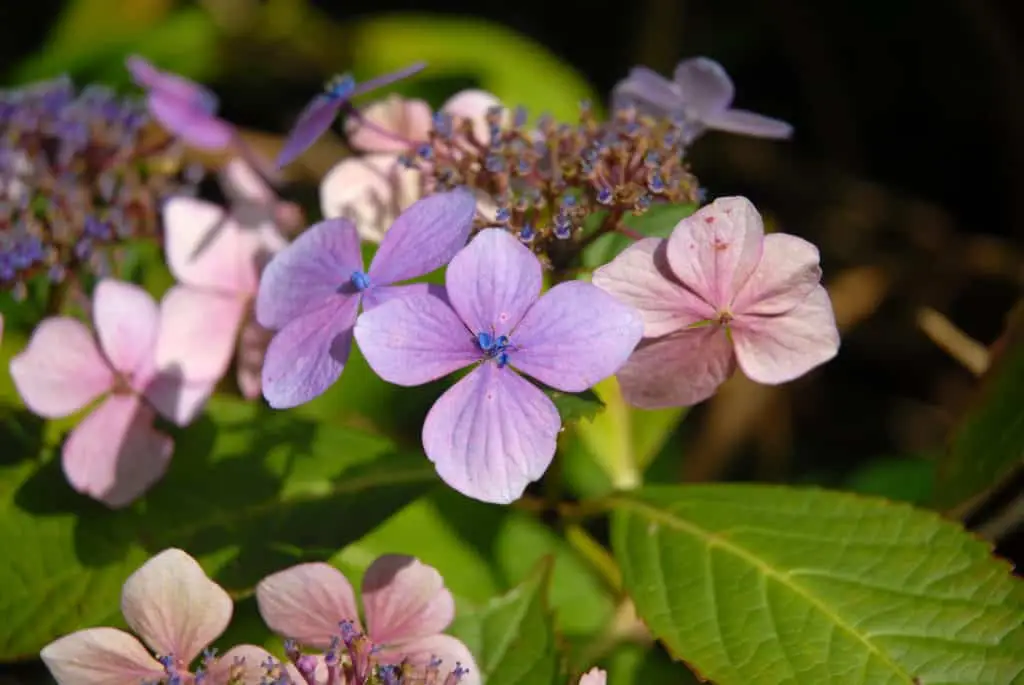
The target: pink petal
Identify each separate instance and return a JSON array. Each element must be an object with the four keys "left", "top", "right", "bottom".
[
  {"left": 446, "top": 228, "right": 542, "bottom": 337},
  {"left": 703, "top": 108, "right": 793, "bottom": 139},
  {"left": 148, "top": 93, "right": 236, "bottom": 150},
  {"left": 121, "top": 548, "right": 233, "bottom": 664},
  {"left": 362, "top": 555, "right": 455, "bottom": 644},
  {"left": 673, "top": 57, "right": 735, "bottom": 116},
  {"left": 665, "top": 196, "right": 764, "bottom": 310},
  {"left": 367, "top": 190, "right": 476, "bottom": 287},
  {"left": 260, "top": 297, "right": 360, "bottom": 409},
  {"left": 62, "top": 395, "right": 173, "bottom": 508},
  {"left": 346, "top": 95, "right": 433, "bottom": 152},
  {"left": 255, "top": 218, "right": 362, "bottom": 331},
  {"left": 592, "top": 238, "right": 716, "bottom": 336},
  {"left": 731, "top": 285, "right": 840, "bottom": 385},
  {"left": 378, "top": 634, "right": 480, "bottom": 685},
  {"left": 617, "top": 326, "right": 736, "bottom": 408},
  {"left": 579, "top": 667, "right": 608, "bottom": 685},
  {"left": 512, "top": 281, "right": 643, "bottom": 392},
  {"left": 236, "top": 315, "right": 273, "bottom": 400},
  {"left": 207, "top": 644, "right": 276, "bottom": 685},
  {"left": 220, "top": 158, "right": 276, "bottom": 205},
  {"left": 143, "top": 374, "right": 216, "bottom": 426},
  {"left": 156, "top": 286, "right": 246, "bottom": 383},
  {"left": 354, "top": 293, "right": 478, "bottom": 386},
  {"left": 40, "top": 627, "right": 163, "bottom": 685},
  {"left": 9, "top": 317, "right": 113, "bottom": 418},
  {"left": 319, "top": 154, "right": 422, "bottom": 243},
  {"left": 93, "top": 279, "right": 160, "bottom": 377},
  {"left": 256, "top": 563, "right": 361, "bottom": 649},
  {"left": 423, "top": 364, "right": 560, "bottom": 504},
  {"left": 162, "top": 197, "right": 263, "bottom": 295},
  {"left": 441, "top": 89, "right": 505, "bottom": 144},
  {"left": 731, "top": 233, "right": 823, "bottom": 316}
]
